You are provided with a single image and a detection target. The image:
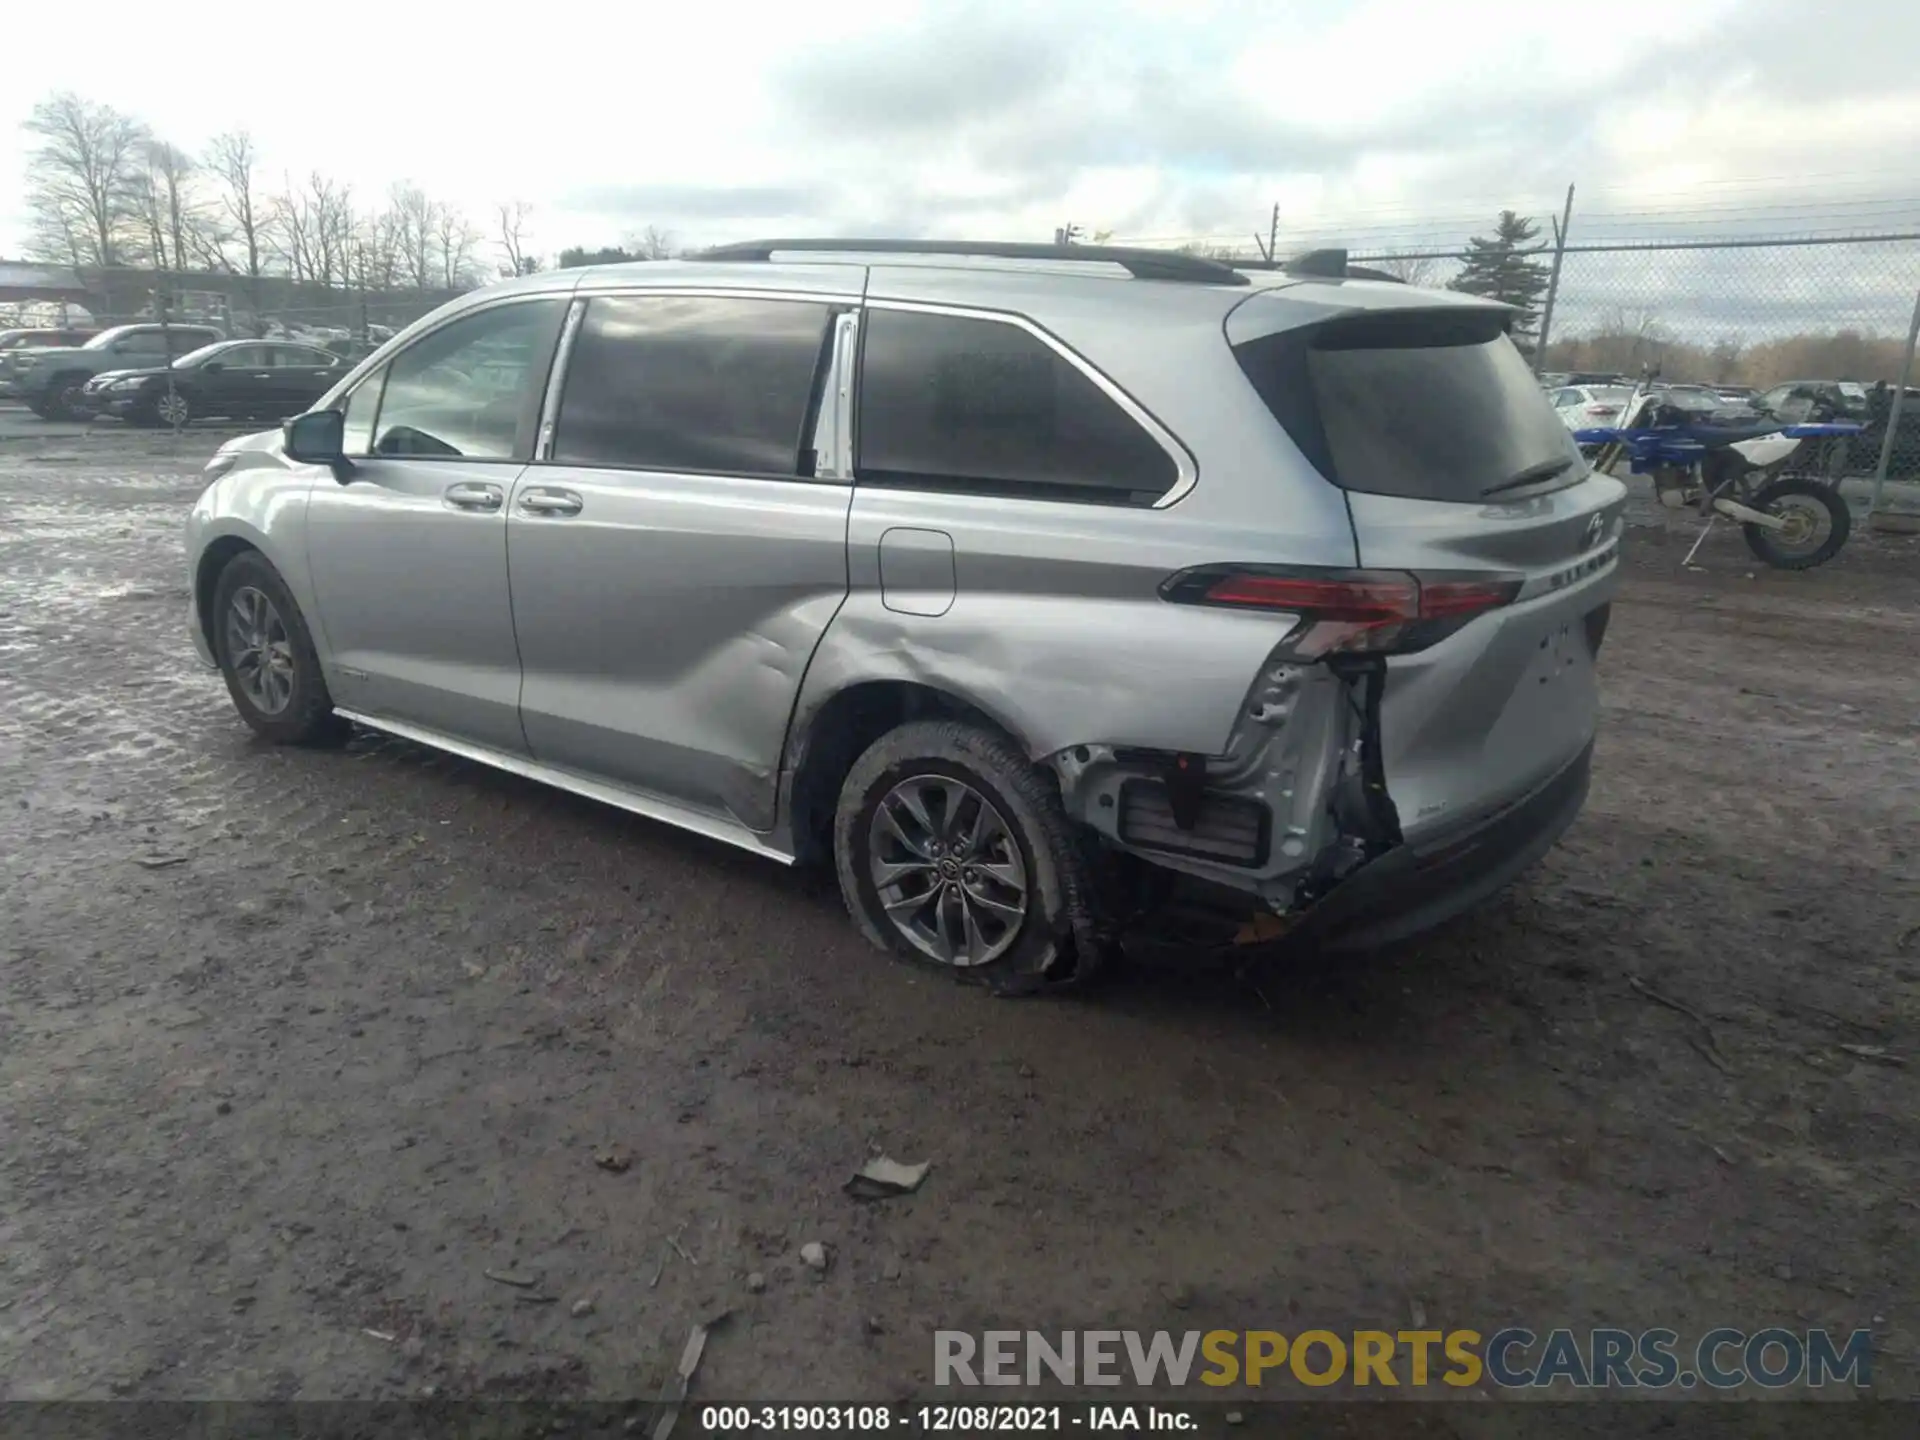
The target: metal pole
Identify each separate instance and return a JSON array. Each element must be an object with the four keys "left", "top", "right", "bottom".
[
  {"left": 1533, "top": 183, "right": 1574, "bottom": 373},
  {"left": 1268, "top": 203, "right": 1279, "bottom": 267},
  {"left": 1868, "top": 287, "right": 1920, "bottom": 518}
]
